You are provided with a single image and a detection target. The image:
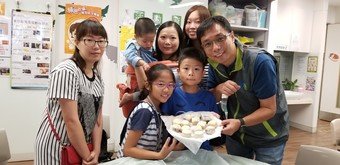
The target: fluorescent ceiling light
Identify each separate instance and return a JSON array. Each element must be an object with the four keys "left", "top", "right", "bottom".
[{"left": 169, "top": 2, "right": 204, "bottom": 8}]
